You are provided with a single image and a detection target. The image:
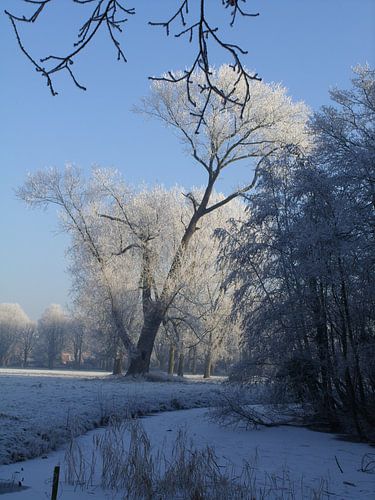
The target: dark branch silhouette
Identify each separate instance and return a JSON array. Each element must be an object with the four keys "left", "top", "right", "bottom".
[
  {"left": 6, "top": 0, "right": 260, "bottom": 129},
  {"left": 149, "top": 0, "right": 261, "bottom": 132},
  {"left": 5, "top": 0, "right": 135, "bottom": 96}
]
